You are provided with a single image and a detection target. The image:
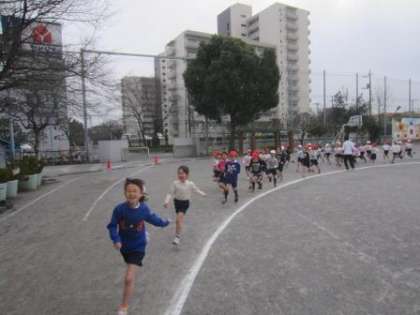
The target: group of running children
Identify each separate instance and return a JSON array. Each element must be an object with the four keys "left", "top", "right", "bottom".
[
  {"left": 106, "top": 139, "right": 414, "bottom": 315},
  {"left": 328, "top": 138, "right": 415, "bottom": 166},
  {"left": 212, "top": 147, "right": 290, "bottom": 195}
]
